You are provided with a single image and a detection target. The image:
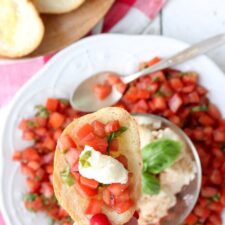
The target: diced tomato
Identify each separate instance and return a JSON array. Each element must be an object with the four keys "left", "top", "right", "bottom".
[
  {"left": 133, "top": 211, "right": 139, "bottom": 219},
  {"left": 22, "top": 131, "right": 35, "bottom": 140},
  {"left": 75, "top": 181, "right": 98, "bottom": 197},
  {"left": 85, "top": 199, "right": 103, "bottom": 215},
  {"left": 59, "top": 135, "right": 76, "bottom": 151},
  {"left": 92, "top": 120, "right": 106, "bottom": 138},
  {"left": 198, "top": 114, "right": 215, "bottom": 126},
  {"left": 208, "top": 103, "right": 221, "bottom": 120},
  {"left": 42, "top": 136, "right": 56, "bottom": 151},
  {"left": 137, "top": 89, "right": 150, "bottom": 99},
  {"left": 132, "top": 99, "right": 148, "bottom": 113},
  {"left": 168, "top": 94, "right": 182, "bottom": 113},
  {"left": 27, "top": 161, "right": 41, "bottom": 171},
  {"left": 115, "top": 189, "right": 130, "bottom": 203},
  {"left": 84, "top": 138, "right": 108, "bottom": 154},
  {"left": 26, "top": 178, "right": 40, "bottom": 192},
  {"left": 147, "top": 83, "right": 159, "bottom": 93},
  {"left": 105, "top": 120, "right": 120, "bottom": 134},
  {"left": 35, "top": 116, "right": 47, "bottom": 127},
  {"left": 123, "top": 87, "right": 139, "bottom": 103},
  {"left": 109, "top": 139, "right": 118, "bottom": 151},
  {"left": 43, "top": 152, "right": 54, "bottom": 164},
  {"left": 148, "top": 57, "right": 161, "bottom": 66},
  {"left": 35, "top": 127, "right": 47, "bottom": 137},
  {"left": 53, "top": 129, "right": 62, "bottom": 141},
  {"left": 76, "top": 124, "right": 93, "bottom": 140},
  {"left": 213, "top": 130, "right": 225, "bottom": 142},
  {"left": 46, "top": 164, "right": 53, "bottom": 174},
  {"left": 35, "top": 168, "right": 46, "bottom": 181},
  {"left": 80, "top": 176, "right": 99, "bottom": 189},
  {"left": 113, "top": 200, "right": 133, "bottom": 214},
  {"left": 108, "top": 183, "right": 129, "bottom": 196},
  {"left": 94, "top": 84, "right": 112, "bottom": 100},
  {"left": 181, "top": 85, "right": 195, "bottom": 93},
  {"left": 182, "top": 72, "right": 198, "bottom": 84},
  {"left": 19, "top": 119, "right": 29, "bottom": 131},
  {"left": 12, "top": 151, "right": 22, "bottom": 161},
  {"left": 40, "top": 182, "right": 54, "bottom": 198},
  {"left": 21, "top": 164, "right": 35, "bottom": 179},
  {"left": 201, "top": 187, "right": 218, "bottom": 197},
  {"left": 58, "top": 208, "right": 69, "bottom": 218},
  {"left": 90, "top": 213, "right": 112, "bottom": 225},
  {"left": 150, "top": 71, "right": 166, "bottom": 82},
  {"left": 65, "top": 148, "right": 80, "bottom": 167},
  {"left": 169, "top": 77, "right": 184, "bottom": 91},
  {"left": 116, "top": 155, "right": 128, "bottom": 169},
  {"left": 48, "top": 112, "right": 65, "bottom": 129},
  {"left": 208, "top": 202, "right": 223, "bottom": 212},
  {"left": 152, "top": 96, "right": 167, "bottom": 111},
  {"left": 46, "top": 98, "right": 59, "bottom": 111},
  {"left": 184, "top": 213, "right": 198, "bottom": 225},
  {"left": 209, "top": 169, "right": 222, "bottom": 185},
  {"left": 185, "top": 92, "right": 200, "bottom": 104},
  {"left": 24, "top": 196, "right": 44, "bottom": 212},
  {"left": 194, "top": 205, "right": 210, "bottom": 220},
  {"left": 208, "top": 213, "right": 222, "bottom": 224},
  {"left": 159, "top": 83, "right": 173, "bottom": 97}
]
